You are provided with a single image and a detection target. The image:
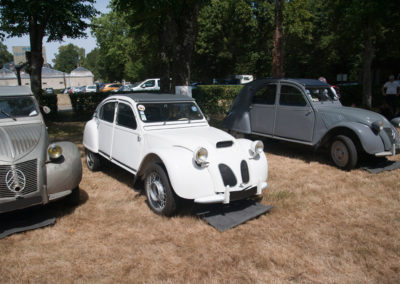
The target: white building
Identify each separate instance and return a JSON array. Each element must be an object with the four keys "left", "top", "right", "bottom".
[{"left": 0, "top": 66, "right": 94, "bottom": 89}]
